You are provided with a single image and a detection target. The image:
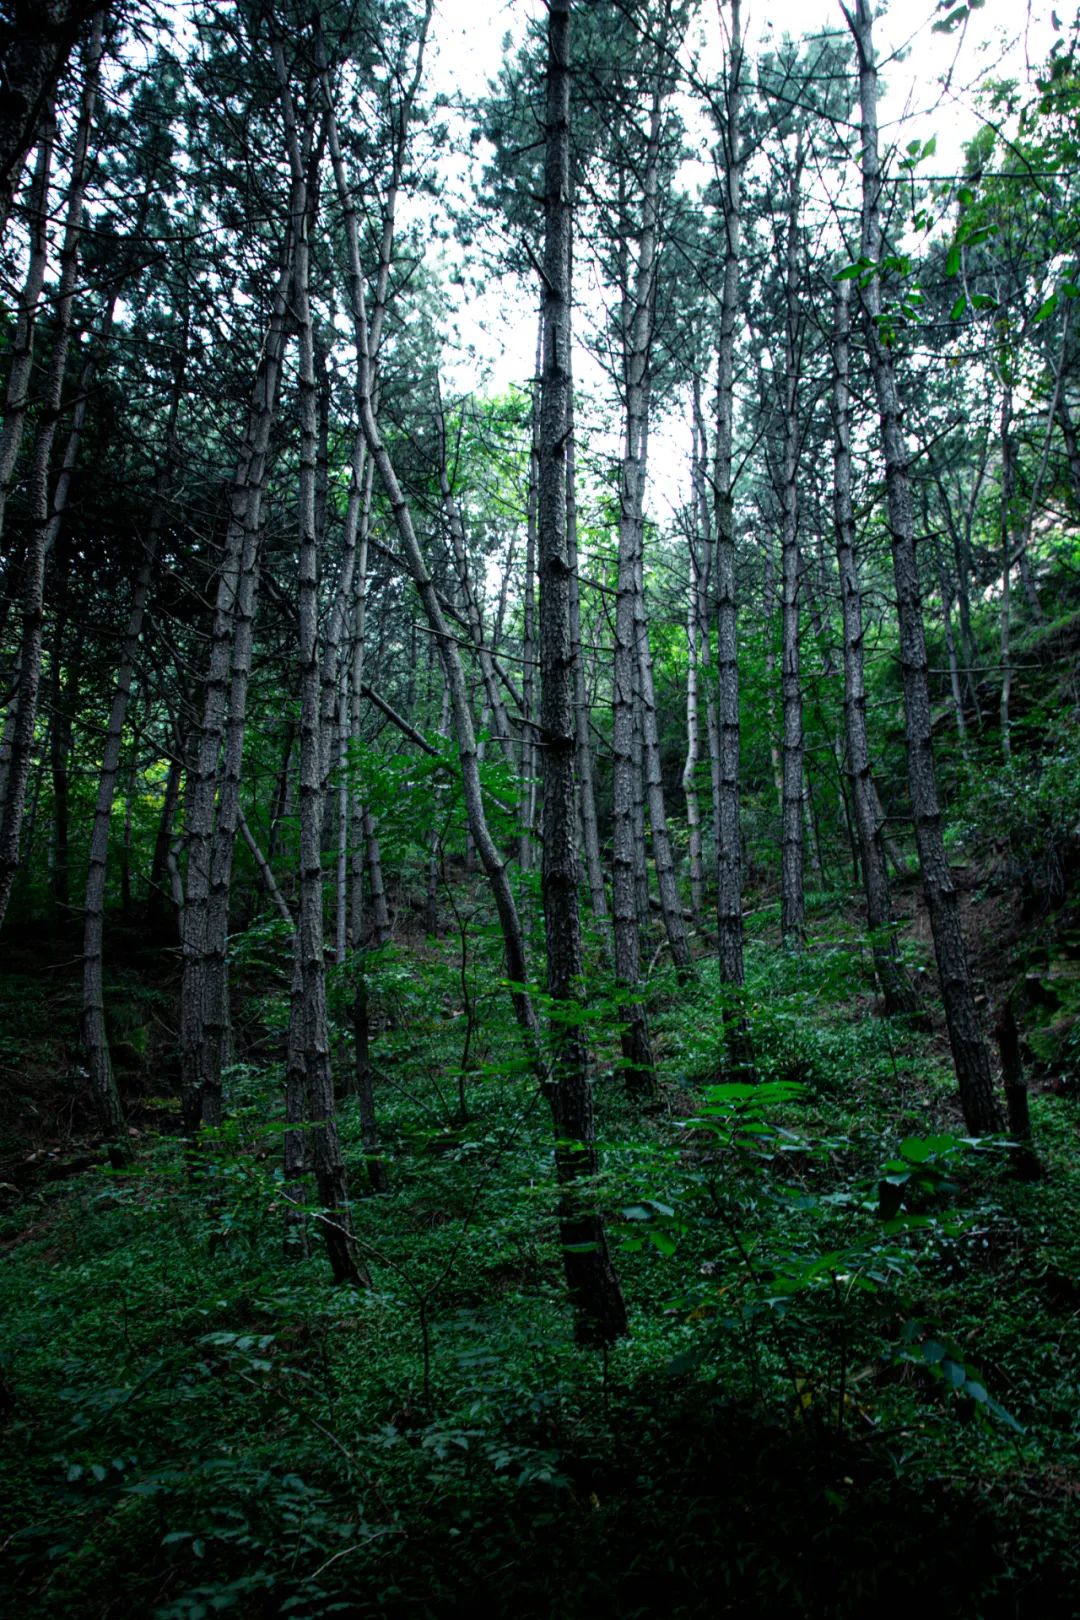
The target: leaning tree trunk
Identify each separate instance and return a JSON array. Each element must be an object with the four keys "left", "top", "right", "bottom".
[
  {"left": 0, "top": 116, "right": 53, "bottom": 553},
  {"left": 0, "top": 20, "right": 101, "bottom": 930},
  {"left": 322, "top": 1, "right": 537, "bottom": 1047},
  {"left": 537, "top": 0, "right": 627, "bottom": 1344},
  {"left": 832, "top": 277, "right": 917, "bottom": 1016},
  {"left": 845, "top": 0, "right": 1001, "bottom": 1135},
  {"left": 0, "top": 0, "right": 101, "bottom": 242}
]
